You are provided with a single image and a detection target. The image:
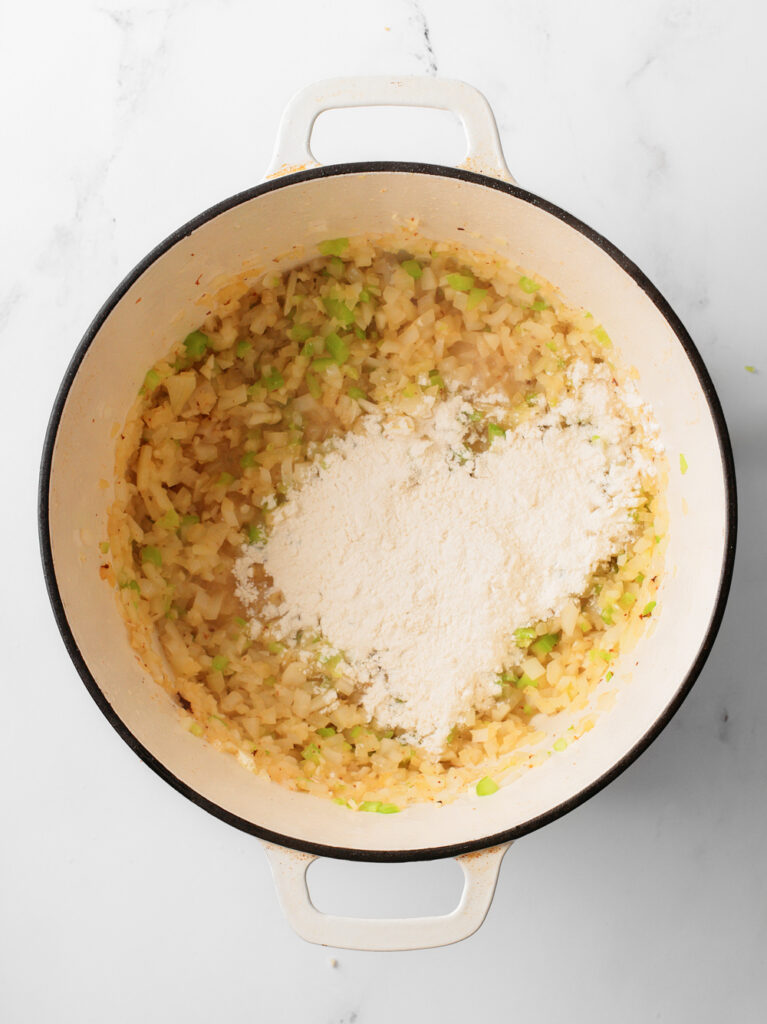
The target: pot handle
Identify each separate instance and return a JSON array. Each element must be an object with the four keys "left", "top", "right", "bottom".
[
  {"left": 261, "top": 840, "right": 511, "bottom": 951},
  {"left": 264, "top": 76, "right": 515, "bottom": 183}
]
